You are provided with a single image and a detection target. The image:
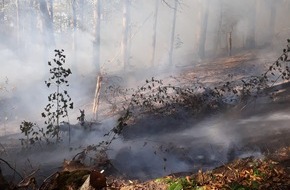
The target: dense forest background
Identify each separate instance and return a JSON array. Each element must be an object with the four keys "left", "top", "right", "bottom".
[
  {"left": 1, "top": 1, "right": 290, "bottom": 189},
  {"left": 1, "top": 0, "right": 290, "bottom": 74},
  {"left": 1, "top": 0, "right": 290, "bottom": 131}
]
